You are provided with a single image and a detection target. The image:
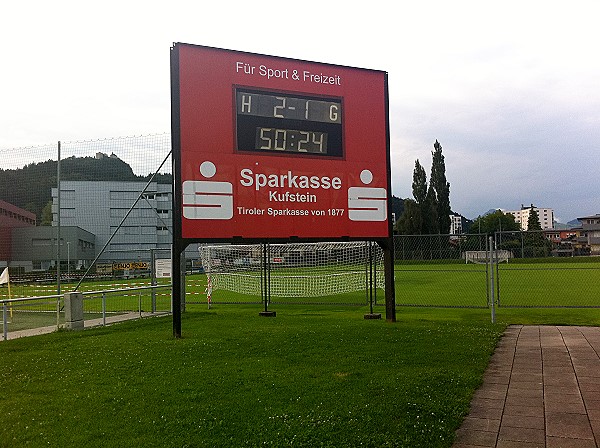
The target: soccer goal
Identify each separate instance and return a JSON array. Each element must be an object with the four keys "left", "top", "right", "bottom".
[
  {"left": 199, "top": 241, "right": 385, "bottom": 299},
  {"left": 464, "top": 250, "right": 512, "bottom": 264}
]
